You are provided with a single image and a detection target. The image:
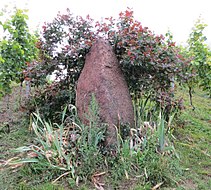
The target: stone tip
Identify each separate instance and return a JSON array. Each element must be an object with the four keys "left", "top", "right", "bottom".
[{"left": 94, "top": 38, "right": 109, "bottom": 45}]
